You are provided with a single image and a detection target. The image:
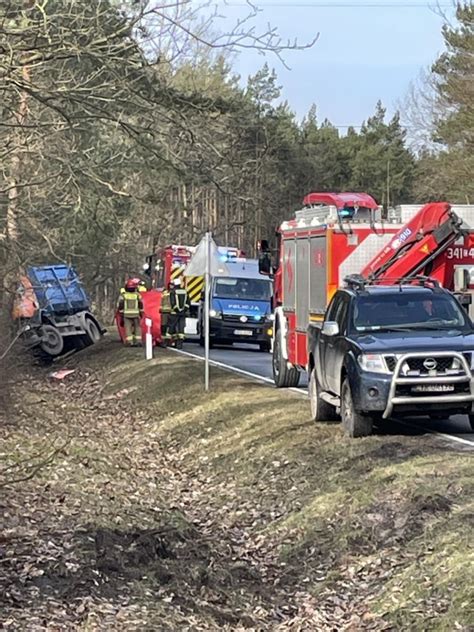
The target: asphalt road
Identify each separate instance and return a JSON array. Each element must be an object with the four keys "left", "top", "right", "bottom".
[{"left": 183, "top": 340, "right": 474, "bottom": 447}]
